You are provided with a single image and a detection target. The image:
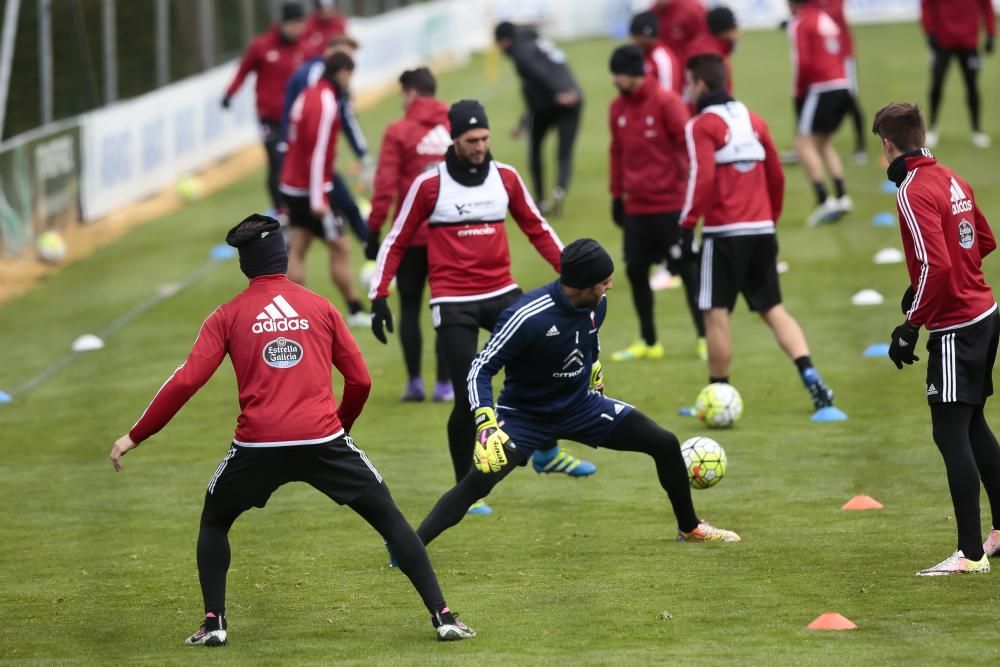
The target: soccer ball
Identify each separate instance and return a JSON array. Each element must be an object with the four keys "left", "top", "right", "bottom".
[
  {"left": 681, "top": 436, "right": 727, "bottom": 489},
  {"left": 695, "top": 382, "right": 743, "bottom": 428},
  {"left": 36, "top": 230, "right": 67, "bottom": 264}
]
